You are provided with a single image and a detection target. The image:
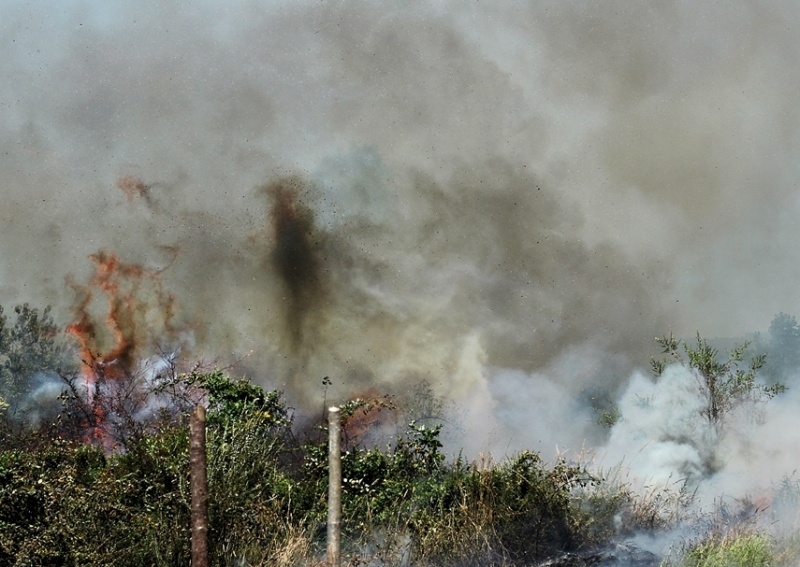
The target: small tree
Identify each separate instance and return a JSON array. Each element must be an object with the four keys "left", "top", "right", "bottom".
[
  {"left": 0, "top": 304, "right": 69, "bottom": 408},
  {"left": 651, "top": 333, "right": 784, "bottom": 429},
  {"left": 765, "top": 312, "right": 800, "bottom": 383}
]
